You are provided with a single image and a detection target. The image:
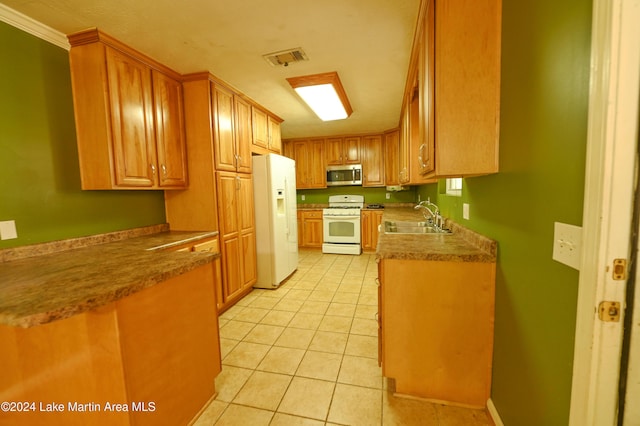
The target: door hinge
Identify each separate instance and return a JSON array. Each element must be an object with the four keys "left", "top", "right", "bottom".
[
  {"left": 598, "top": 301, "right": 621, "bottom": 322},
  {"left": 612, "top": 258, "right": 627, "bottom": 280}
]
